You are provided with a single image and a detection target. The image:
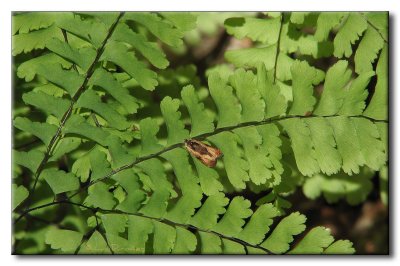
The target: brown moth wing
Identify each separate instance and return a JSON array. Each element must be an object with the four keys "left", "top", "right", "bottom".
[
  {"left": 207, "top": 145, "right": 222, "bottom": 159},
  {"left": 194, "top": 153, "right": 218, "bottom": 168},
  {"left": 184, "top": 139, "right": 223, "bottom": 168}
]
